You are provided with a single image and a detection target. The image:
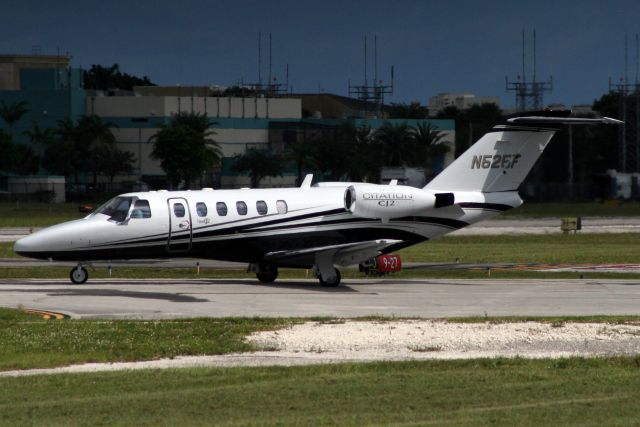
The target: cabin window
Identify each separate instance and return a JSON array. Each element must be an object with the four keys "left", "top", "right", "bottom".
[
  {"left": 276, "top": 200, "right": 288, "bottom": 214},
  {"left": 173, "top": 203, "right": 186, "bottom": 218},
  {"left": 196, "top": 202, "right": 208, "bottom": 217},
  {"left": 236, "top": 201, "right": 248, "bottom": 215},
  {"left": 216, "top": 202, "right": 228, "bottom": 216},
  {"left": 256, "top": 200, "right": 268, "bottom": 215},
  {"left": 93, "top": 196, "right": 133, "bottom": 223},
  {"left": 130, "top": 199, "right": 151, "bottom": 219}
]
